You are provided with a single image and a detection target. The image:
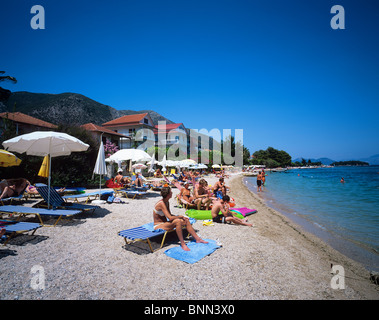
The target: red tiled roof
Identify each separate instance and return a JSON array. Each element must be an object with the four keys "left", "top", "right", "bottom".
[
  {"left": 102, "top": 113, "right": 149, "bottom": 127},
  {"left": 154, "top": 123, "right": 185, "bottom": 134},
  {"left": 0, "top": 112, "right": 57, "bottom": 128},
  {"left": 81, "top": 123, "right": 130, "bottom": 138}
]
